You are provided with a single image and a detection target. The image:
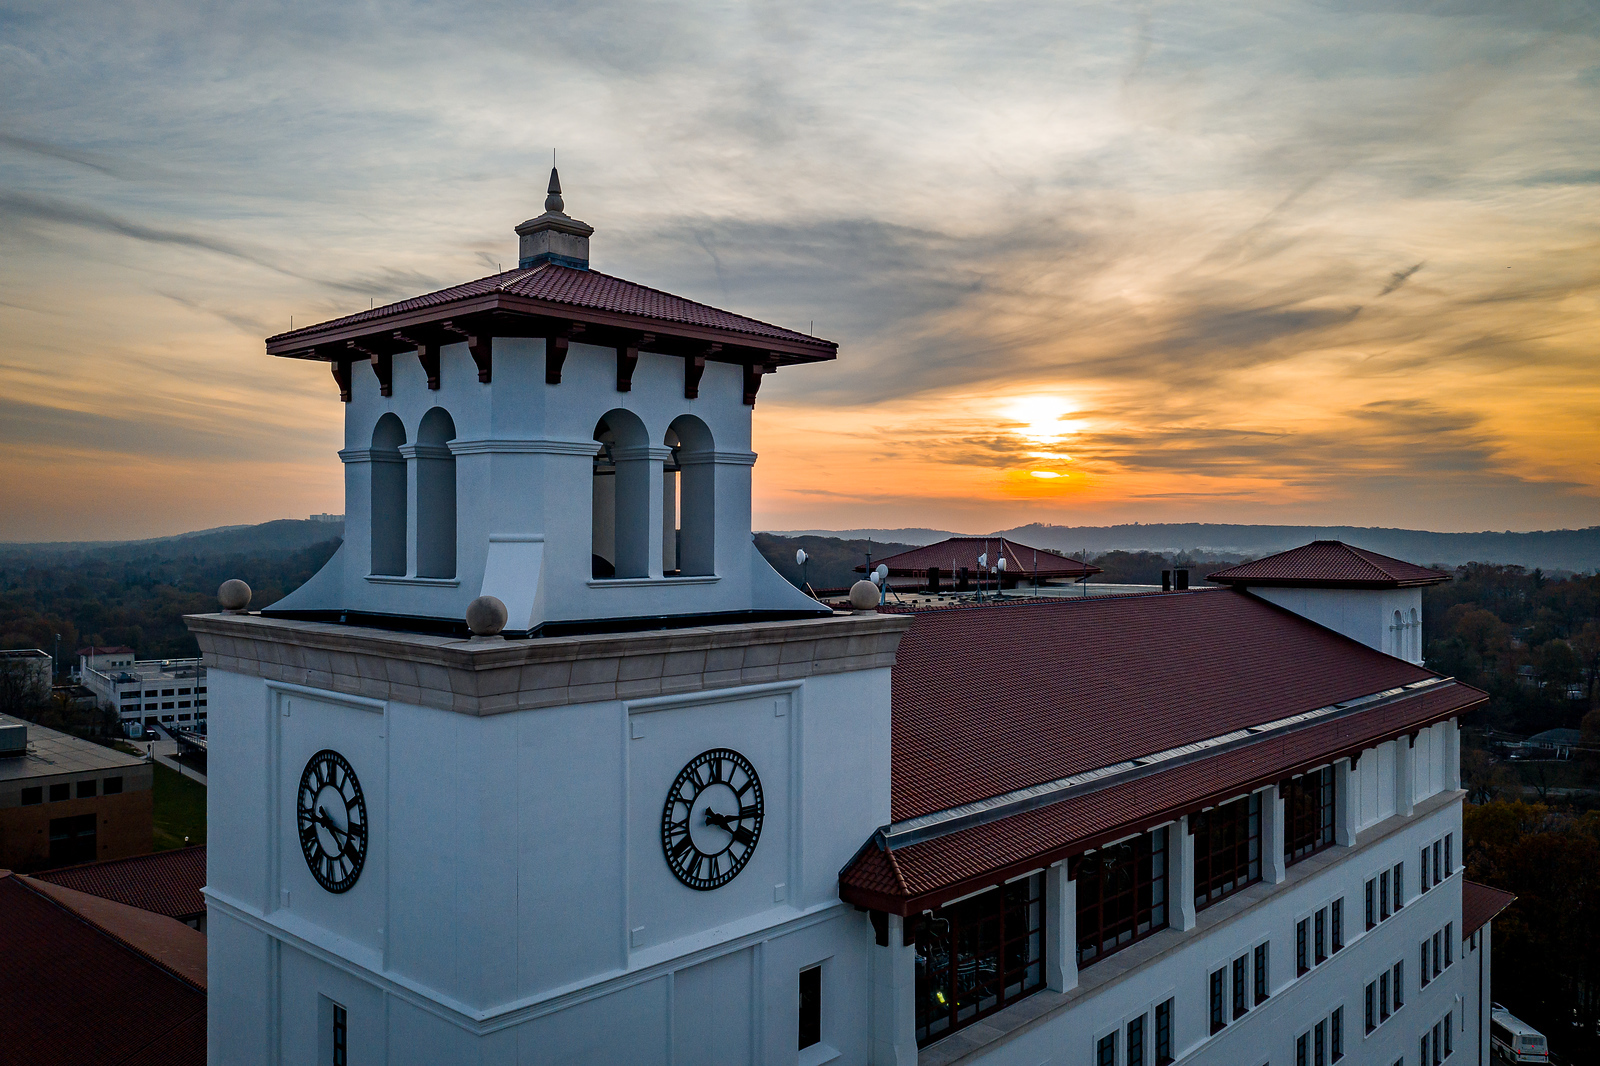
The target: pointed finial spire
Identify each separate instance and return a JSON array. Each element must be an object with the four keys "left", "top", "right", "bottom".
[
  {"left": 545, "top": 167, "right": 564, "bottom": 214},
  {"left": 516, "top": 162, "right": 593, "bottom": 270}
]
